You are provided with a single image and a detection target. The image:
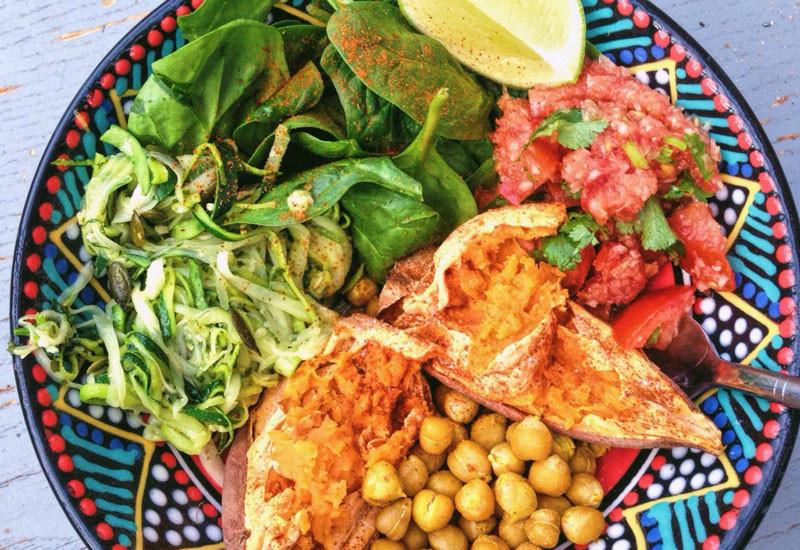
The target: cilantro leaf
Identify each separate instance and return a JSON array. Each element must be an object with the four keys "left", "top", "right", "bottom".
[
  {"left": 527, "top": 108, "right": 608, "bottom": 150},
  {"left": 640, "top": 198, "right": 678, "bottom": 251},
  {"left": 685, "top": 132, "right": 713, "bottom": 180},
  {"left": 663, "top": 172, "right": 713, "bottom": 201},
  {"left": 615, "top": 217, "right": 642, "bottom": 235},
  {"left": 538, "top": 212, "right": 602, "bottom": 271}
]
